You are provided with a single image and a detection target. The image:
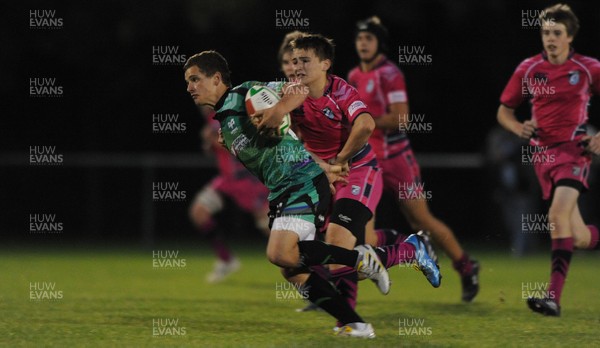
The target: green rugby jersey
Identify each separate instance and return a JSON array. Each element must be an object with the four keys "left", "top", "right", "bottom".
[{"left": 213, "top": 81, "right": 323, "bottom": 201}]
